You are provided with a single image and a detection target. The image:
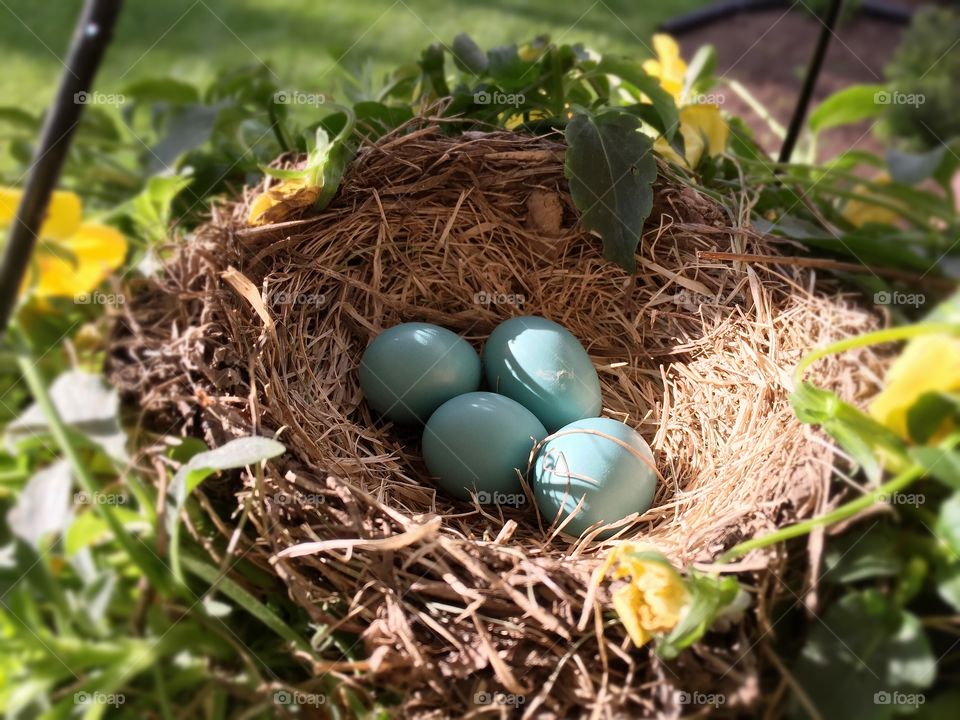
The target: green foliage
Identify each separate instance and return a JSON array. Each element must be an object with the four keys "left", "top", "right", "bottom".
[{"left": 885, "top": 7, "right": 960, "bottom": 149}]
